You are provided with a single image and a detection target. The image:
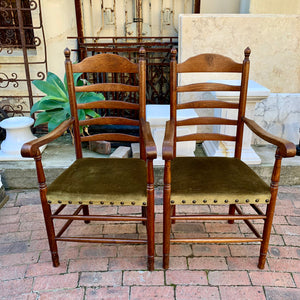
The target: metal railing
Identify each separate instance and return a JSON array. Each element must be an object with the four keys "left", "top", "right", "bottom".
[
  {"left": 0, "top": 0, "right": 47, "bottom": 117},
  {"left": 69, "top": 36, "right": 178, "bottom": 109}
]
